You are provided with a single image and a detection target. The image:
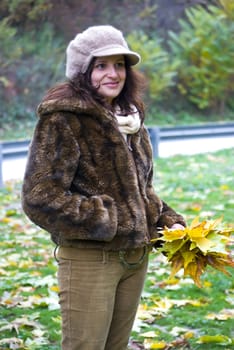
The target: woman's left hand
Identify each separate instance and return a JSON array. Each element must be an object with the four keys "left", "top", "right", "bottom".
[{"left": 170, "top": 223, "right": 185, "bottom": 230}]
